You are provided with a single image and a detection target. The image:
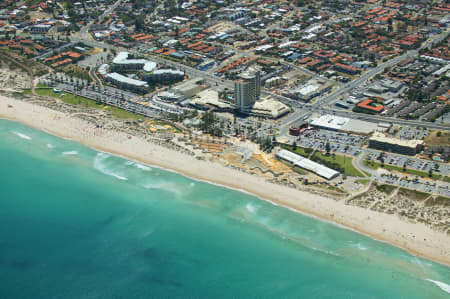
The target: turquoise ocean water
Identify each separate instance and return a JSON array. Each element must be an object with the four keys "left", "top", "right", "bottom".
[{"left": 0, "top": 118, "right": 449, "bottom": 299}]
